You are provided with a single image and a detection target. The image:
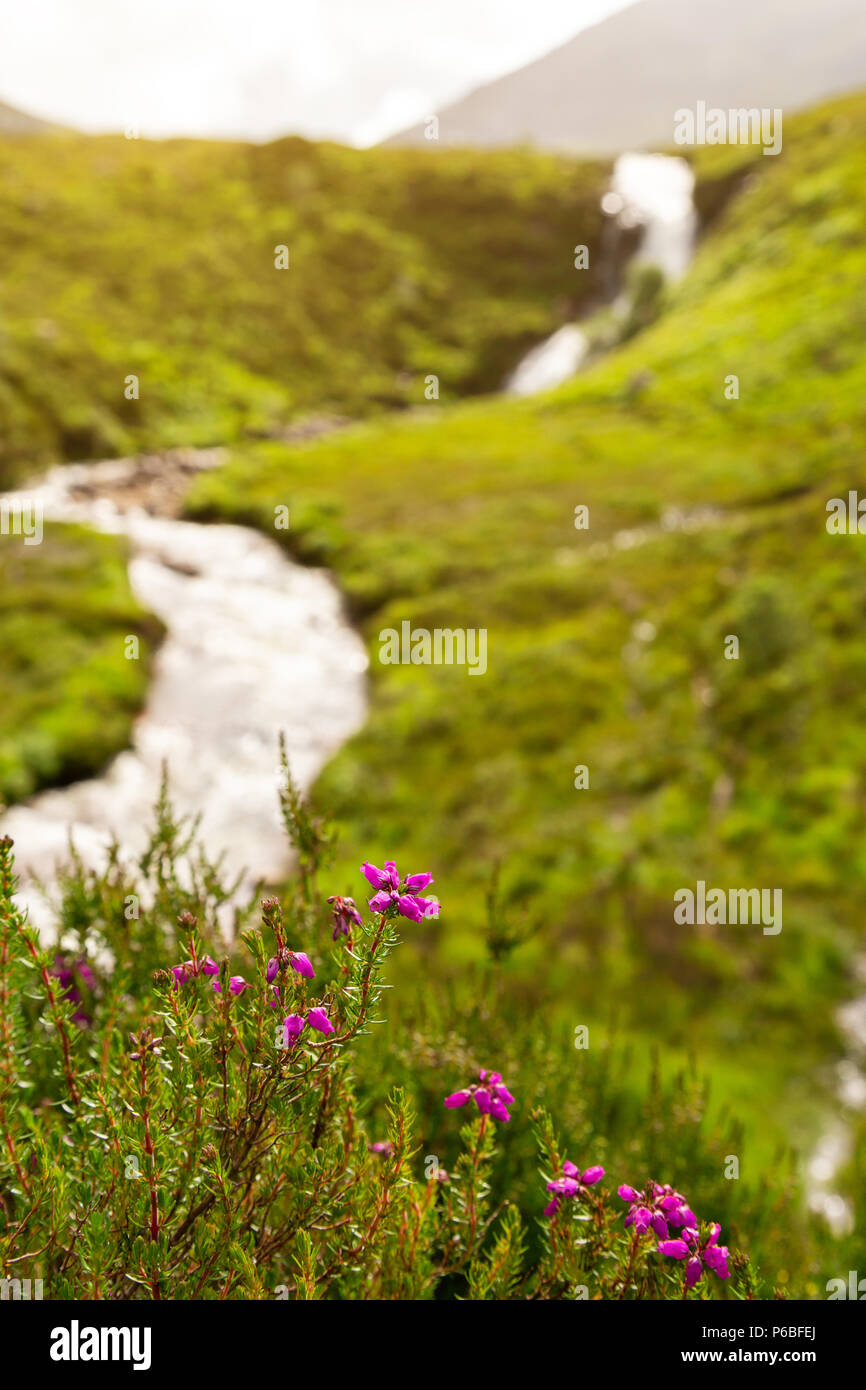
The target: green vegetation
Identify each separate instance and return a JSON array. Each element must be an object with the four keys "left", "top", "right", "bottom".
[
  {"left": 0, "top": 131, "right": 619, "bottom": 802},
  {"left": 0, "top": 524, "right": 161, "bottom": 802},
  {"left": 3, "top": 89, "right": 865, "bottom": 1276},
  {"left": 0, "top": 782, "right": 844, "bottom": 1299},
  {"left": 185, "top": 93, "right": 866, "bottom": 1157},
  {"left": 0, "top": 132, "right": 619, "bottom": 489}
]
